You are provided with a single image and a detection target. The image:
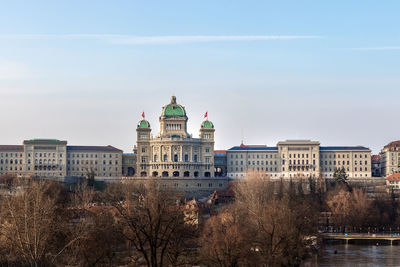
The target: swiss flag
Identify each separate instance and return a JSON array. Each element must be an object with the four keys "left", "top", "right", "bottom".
[
  {"left": 142, "top": 111, "right": 145, "bottom": 119},
  {"left": 204, "top": 111, "right": 208, "bottom": 119}
]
